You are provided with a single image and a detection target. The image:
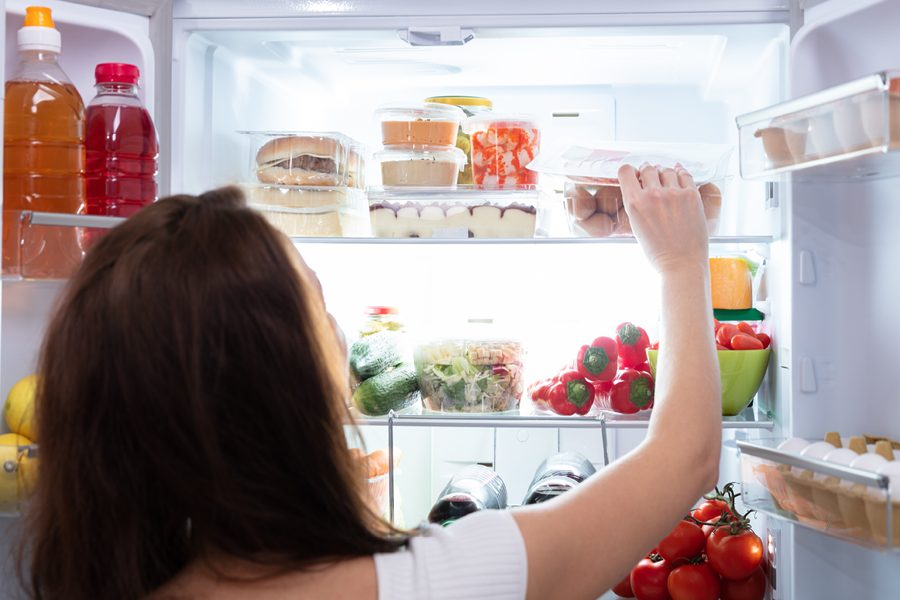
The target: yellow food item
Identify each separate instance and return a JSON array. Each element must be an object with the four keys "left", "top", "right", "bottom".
[
  {"left": 0, "top": 432, "right": 36, "bottom": 513},
  {"left": 4, "top": 374, "right": 38, "bottom": 441},
  {"left": 709, "top": 257, "right": 752, "bottom": 309}
]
